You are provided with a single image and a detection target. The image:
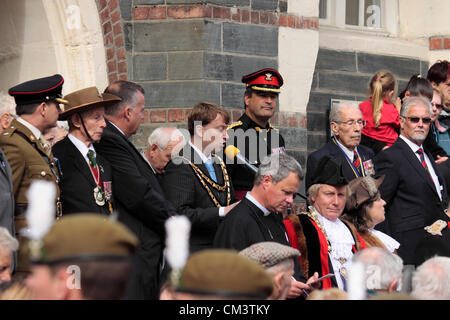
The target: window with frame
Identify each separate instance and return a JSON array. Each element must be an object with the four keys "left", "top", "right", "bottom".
[{"left": 319, "top": 0, "right": 384, "bottom": 30}]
